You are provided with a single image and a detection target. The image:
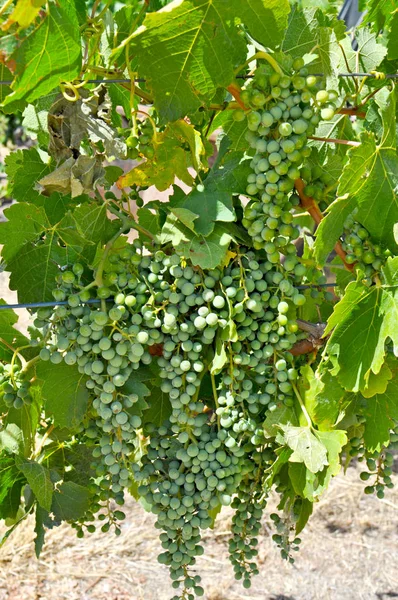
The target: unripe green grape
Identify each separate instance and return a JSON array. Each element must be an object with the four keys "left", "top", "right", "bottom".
[
  {"left": 316, "top": 90, "right": 329, "bottom": 104},
  {"left": 321, "top": 107, "right": 335, "bottom": 121},
  {"left": 279, "top": 122, "right": 293, "bottom": 137},
  {"left": 233, "top": 109, "right": 246, "bottom": 122},
  {"left": 292, "top": 119, "right": 308, "bottom": 134}
]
